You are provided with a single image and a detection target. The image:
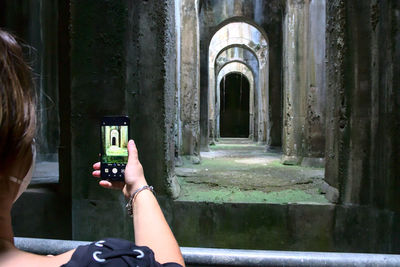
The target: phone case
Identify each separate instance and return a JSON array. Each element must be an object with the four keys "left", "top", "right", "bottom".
[{"left": 100, "top": 116, "right": 130, "bottom": 181}]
